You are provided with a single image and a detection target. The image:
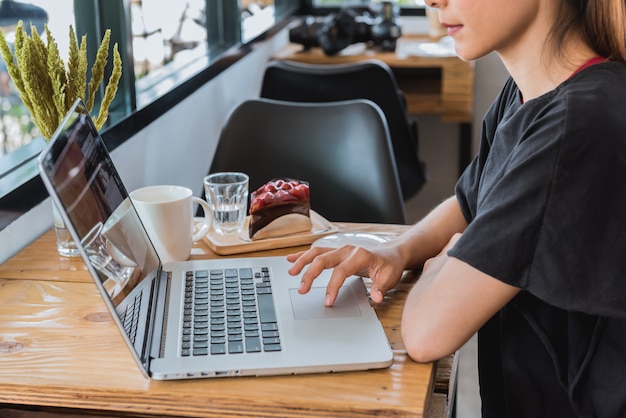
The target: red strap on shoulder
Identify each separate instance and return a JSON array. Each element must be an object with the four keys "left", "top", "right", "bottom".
[{"left": 569, "top": 56, "right": 607, "bottom": 78}]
